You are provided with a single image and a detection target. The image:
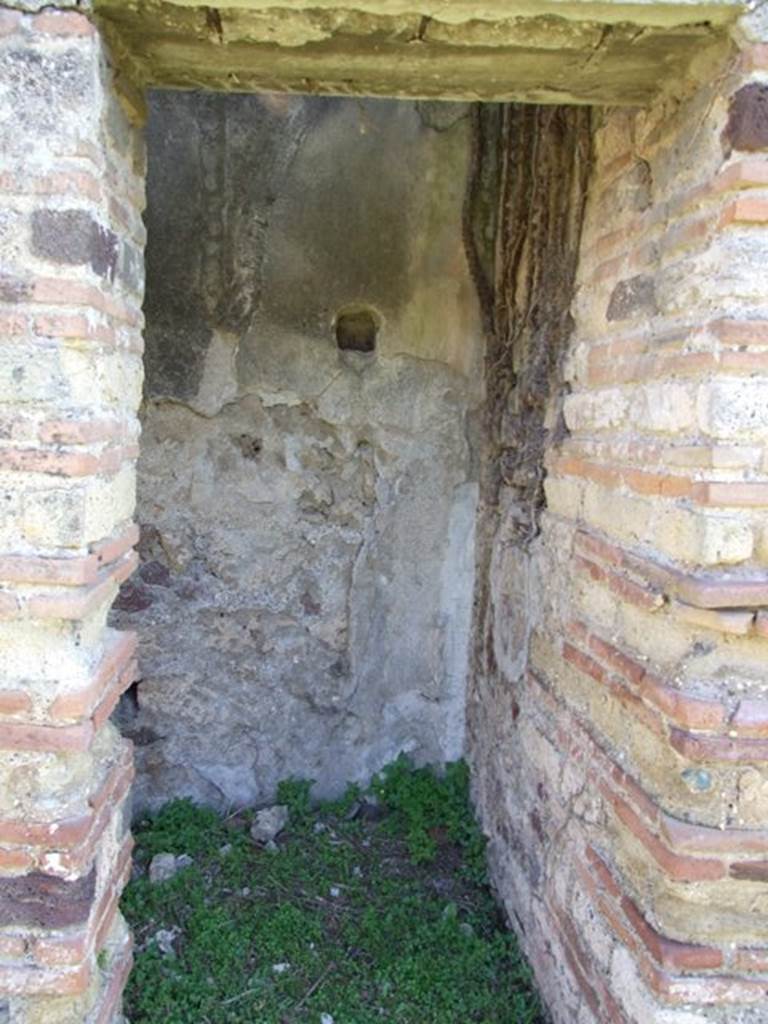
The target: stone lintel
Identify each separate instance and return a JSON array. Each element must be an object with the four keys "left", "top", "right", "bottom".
[{"left": 93, "top": 0, "right": 736, "bottom": 105}]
